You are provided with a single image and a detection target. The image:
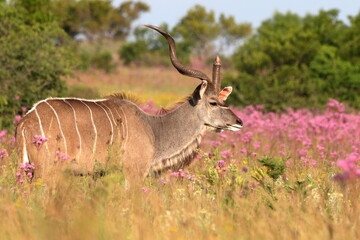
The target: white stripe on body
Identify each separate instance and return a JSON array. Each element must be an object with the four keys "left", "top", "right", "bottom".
[
  {"left": 25, "top": 97, "right": 107, "bottom": 117},
  {"left": 94, "top": 102, "right": 114, "bottom": 145},
  {"left": 63, "top": 99, "right": 82, "bottom": 160},
  {"left": 21, "top": 129, "right": 29, "bottom": 164},
  {"left": 80, "top": 100, "right": 97, "bottom": 156},
  {"left": 34, "top": 107, "right": 50, "bottom": 155},
  {"left": 101, "top": 103, "right": 121, "bottom": 143},
  {"left": 113, "top": 106, "right": 128, "bottom": 142},
  {"left": 45, "top": 100, "right": 68, "bottom": 154}
]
